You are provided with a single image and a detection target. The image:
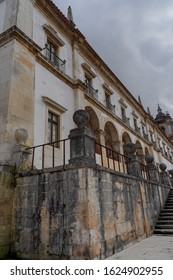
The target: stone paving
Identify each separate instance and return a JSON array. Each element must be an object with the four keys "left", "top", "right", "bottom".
[{"left": 107, "top": 235, "right": 173, "bottom": 260}]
